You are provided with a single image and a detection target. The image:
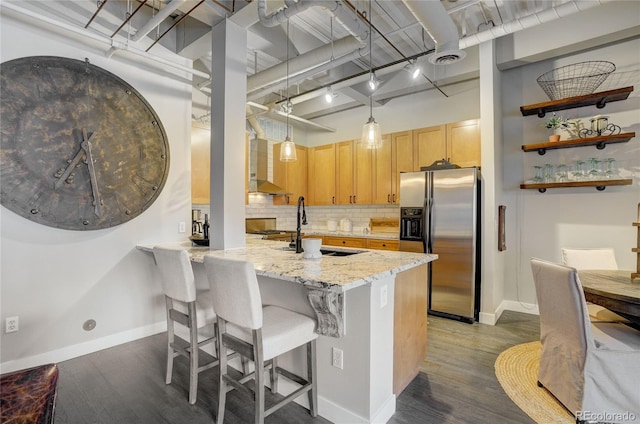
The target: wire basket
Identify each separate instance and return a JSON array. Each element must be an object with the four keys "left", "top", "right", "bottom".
[{"left": 536, "top": 61, "right": 616, "bottom": 100}]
